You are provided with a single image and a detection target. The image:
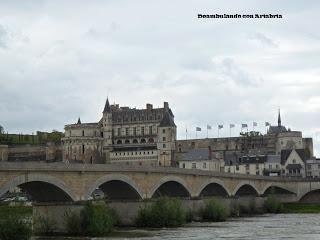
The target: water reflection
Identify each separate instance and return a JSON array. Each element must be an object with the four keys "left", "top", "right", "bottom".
[{"left": 34, "top": 214, "right": 320, "bottom": 240}]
